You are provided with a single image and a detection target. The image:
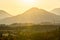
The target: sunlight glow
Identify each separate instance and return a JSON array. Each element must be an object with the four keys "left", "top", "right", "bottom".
[{"left": 20, "top": 0, "right": 36, "bottom": 5}]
